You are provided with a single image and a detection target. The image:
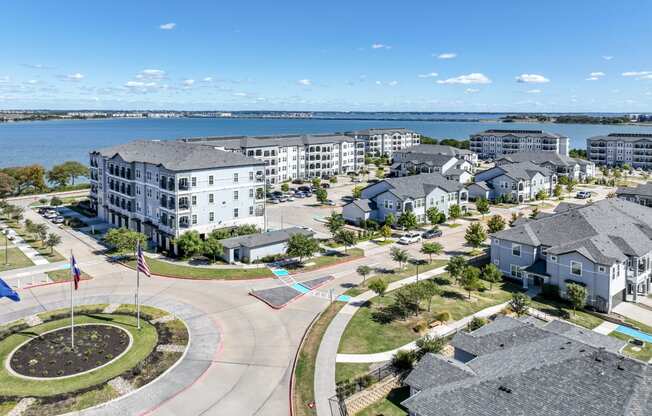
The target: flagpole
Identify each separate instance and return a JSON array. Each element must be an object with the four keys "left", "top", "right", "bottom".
[
  {"left": 70, "top": 250, "right": 74, "bottom": 349},
  {"left": 136, "top": 242, "right": 141, "bottom": 330}
]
